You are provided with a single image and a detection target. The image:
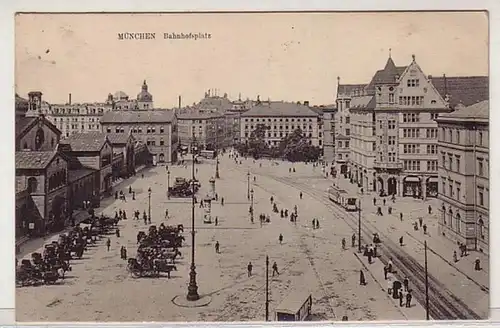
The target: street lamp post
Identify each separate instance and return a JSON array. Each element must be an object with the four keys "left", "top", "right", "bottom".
[
  {"left": 247, "top": 171, "right": 250, "bottom": 200},
  {"left": 250, "top": 188, "right": 254, "bottom": 223},
  {"left": 187, "top": 134, "right": 200, "bottom": 301},
  {"left": 148, "top": 187, "right": 152, "bottom": 221},
  {"left": 424, "top": 240, "right": 430, "bottom": 320},
  {"left": 167, "top": 168, "right": 170, "bottom": 200},
  {"left": 265, "top": 255, "right": 270, "bottom": 321},
  {"left": 215, "top": 126, "right": 220, "bottom": 179},
  {"left": 358, "top": 199, "right": 362, "bottom": 253}
]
